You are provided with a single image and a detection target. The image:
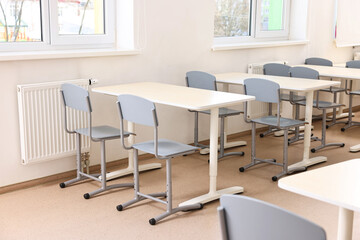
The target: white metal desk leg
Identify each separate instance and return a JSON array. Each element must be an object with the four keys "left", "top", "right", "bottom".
[
  {"left": 288, "top": 91, "right": 326, "bottom": 171},
  {"left": 209, "top": 108, "right": 219, "bottom": 194},
  {"left": 221, "top": 83, "right": 247, "bottom": 148},
  {"left": 103, "top": 122, "right": 162, "bottom": 181},
  {"left": 179, "top": 108, "right": 243, "bottom": 207},
  {"left": 337, "top": 207, "right": 353, "bottom": 240}
]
